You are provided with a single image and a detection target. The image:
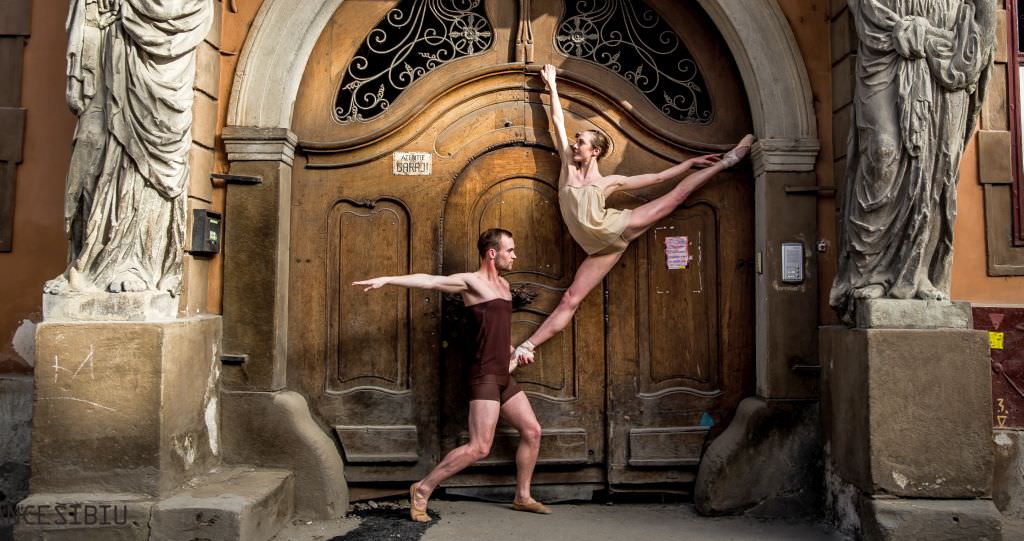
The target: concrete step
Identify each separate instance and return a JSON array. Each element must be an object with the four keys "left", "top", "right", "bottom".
[{"left": 150, "top": 466, "right": 294, "bottom": 541}]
